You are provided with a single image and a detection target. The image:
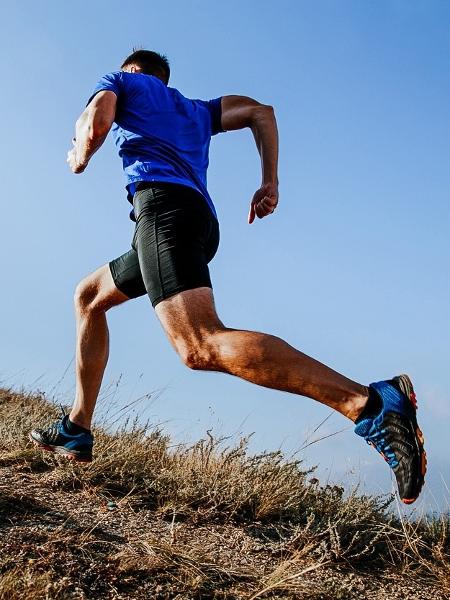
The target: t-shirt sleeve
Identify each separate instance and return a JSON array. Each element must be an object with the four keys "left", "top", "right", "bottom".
[
  {"left": 86, "top": 72, "right": 122, "bottom": 106},
  {"left": 206, "top": 97, "right": 224, "bottom": 136}
]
